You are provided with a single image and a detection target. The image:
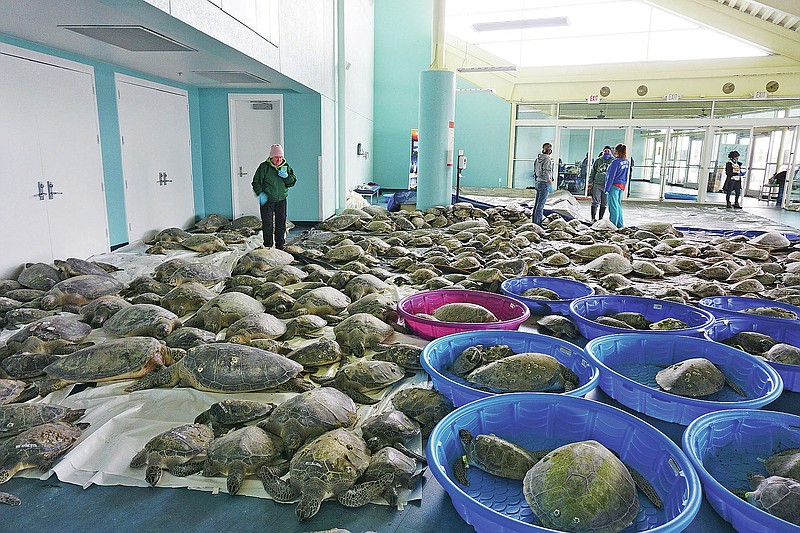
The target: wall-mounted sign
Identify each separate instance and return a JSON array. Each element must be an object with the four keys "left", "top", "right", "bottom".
[
  {"left": 409, "top": 129, "right": 419, "bottom": 190},
  {"left": 587, "top": 94, "right": 601, "bottom": 104},
  {"left": 753, "top": 91, "right": 768, "bottom": 100},
  {"left": 665, "top": 93, "right": 680, "bottom": 101},
  {"left": 447, "top": 121, "right": 455, "bottom": 167}
]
